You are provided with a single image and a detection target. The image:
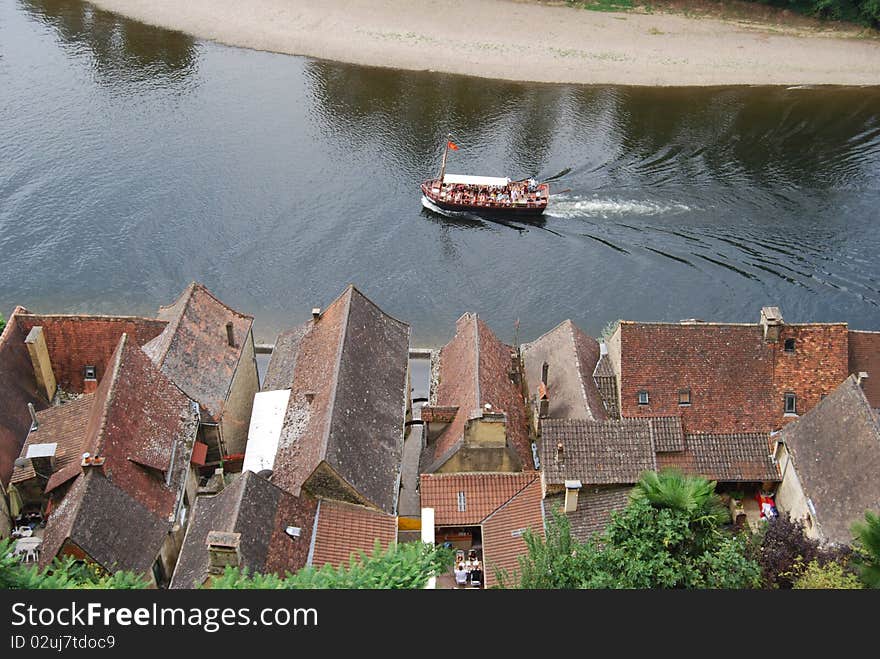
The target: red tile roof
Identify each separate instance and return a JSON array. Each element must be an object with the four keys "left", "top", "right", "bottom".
[
  {"left": 38, "top": 334, "right": 199, "bottom": 574},
  {"left": 0, "top": 306, "right": 48, "bottom": 486},
  {"left": 419, "top": 472, "right": 538, "bottom": 526},
  {"left": 657, "top": 433, "right": 779, "bottom": 482},
  {"left": 848, "top": 330, "right": 880, "bottom": 409},
  {"left": 266, "top": 285, "right": 410, "bottom": 514},
  {"left": 616, "top": 320, "right": 850, "bottom": 434},
  {"left": 310, "top": 499, "right": 397, "bottom": 568},
  {"left": 143, "top": 282, "right": 253, "bottom": 422},
  {"left": 481, "top": 478, "right": 545, "bottom": 588},
  {"left": 14, "top": 314, "right": 166, "bottom": 393},
  {"left": 426, "top": 313, "right": 532, "bottom": 472}
]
